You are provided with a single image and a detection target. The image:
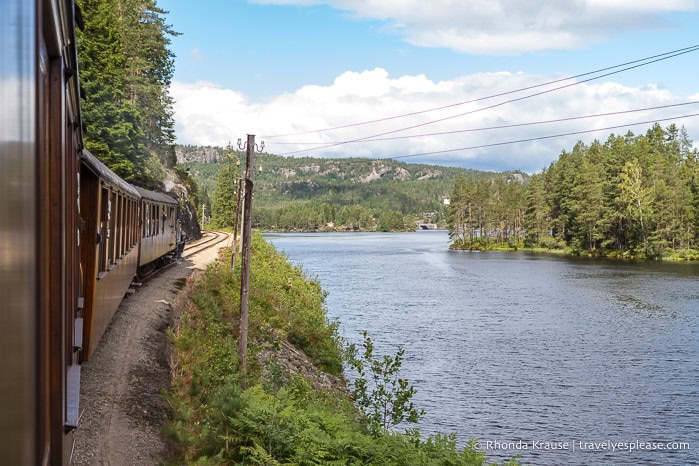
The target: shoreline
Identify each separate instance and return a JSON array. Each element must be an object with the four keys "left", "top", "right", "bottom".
[{"left": 448, "top": 243, "right": 699, "bottom": 262}]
